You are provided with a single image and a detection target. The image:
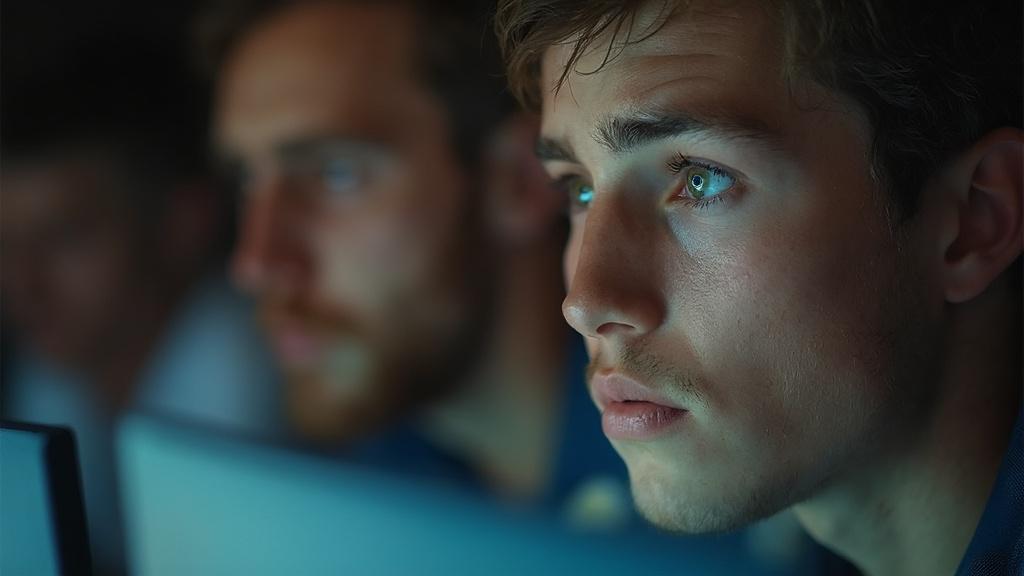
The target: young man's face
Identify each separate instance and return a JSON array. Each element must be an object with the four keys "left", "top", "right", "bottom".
[
  {"left": 215, "top": 2, "right": 486, "bottom": 439},
  {"left": 539, "top": 0, "right": 943, "bottom": 532}
]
